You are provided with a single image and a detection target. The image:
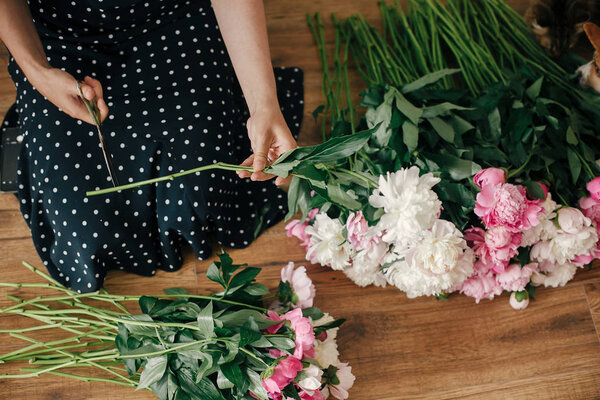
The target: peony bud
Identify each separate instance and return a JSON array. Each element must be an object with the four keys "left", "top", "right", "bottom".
[{"left": 509, "top": 291, "right": 529, "bottom": 310}]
